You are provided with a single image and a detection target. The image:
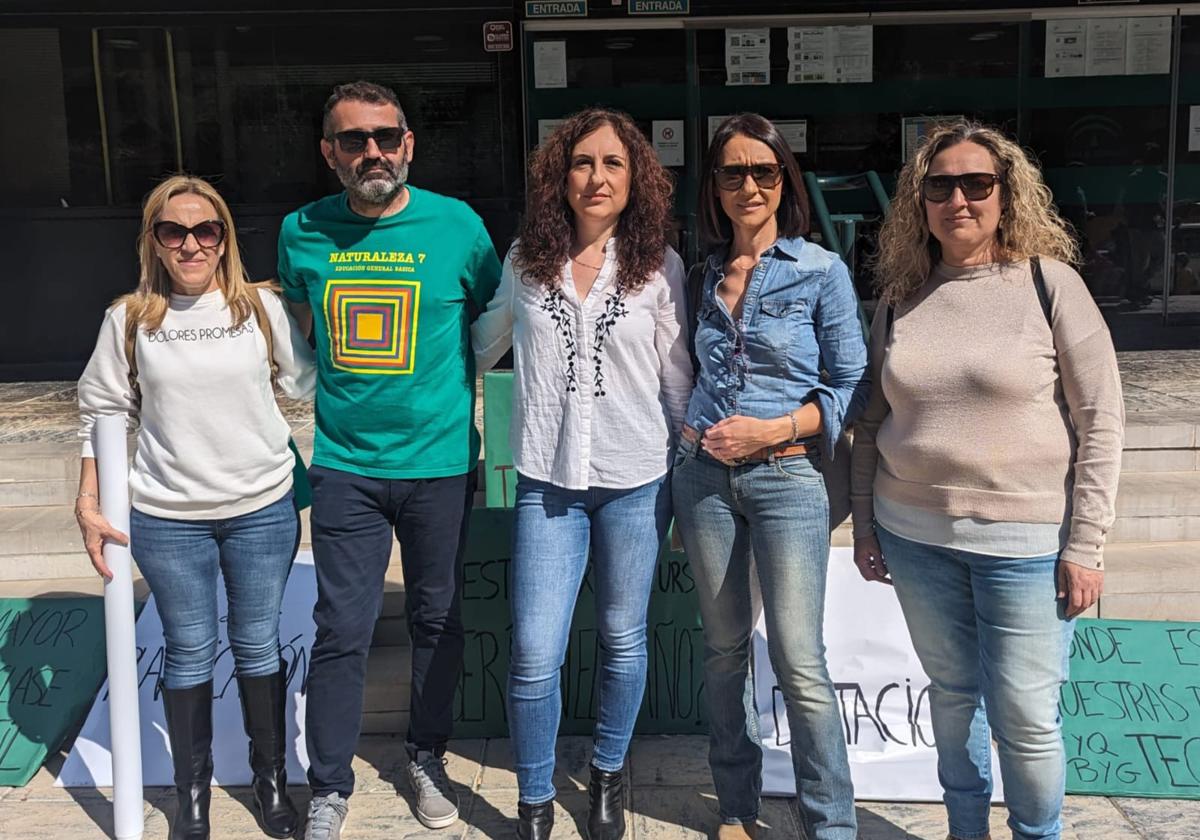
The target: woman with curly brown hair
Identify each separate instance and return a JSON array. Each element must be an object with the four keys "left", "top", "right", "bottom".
[
  {"left": 472, "top": 107, "right": 691, "bottom": 840},
  {"left": 850, "top": 121, "right": 1124, "bottom": 840}
]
